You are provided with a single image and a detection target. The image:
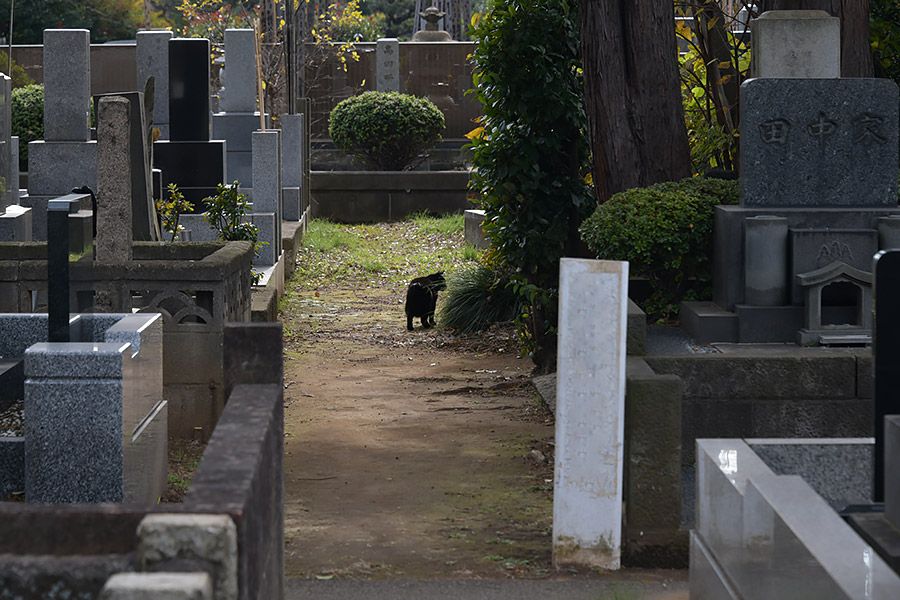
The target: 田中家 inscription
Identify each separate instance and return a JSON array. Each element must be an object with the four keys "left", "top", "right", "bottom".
[{"left": 741, "top": 78, "right": 899, "bottom": 208}]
